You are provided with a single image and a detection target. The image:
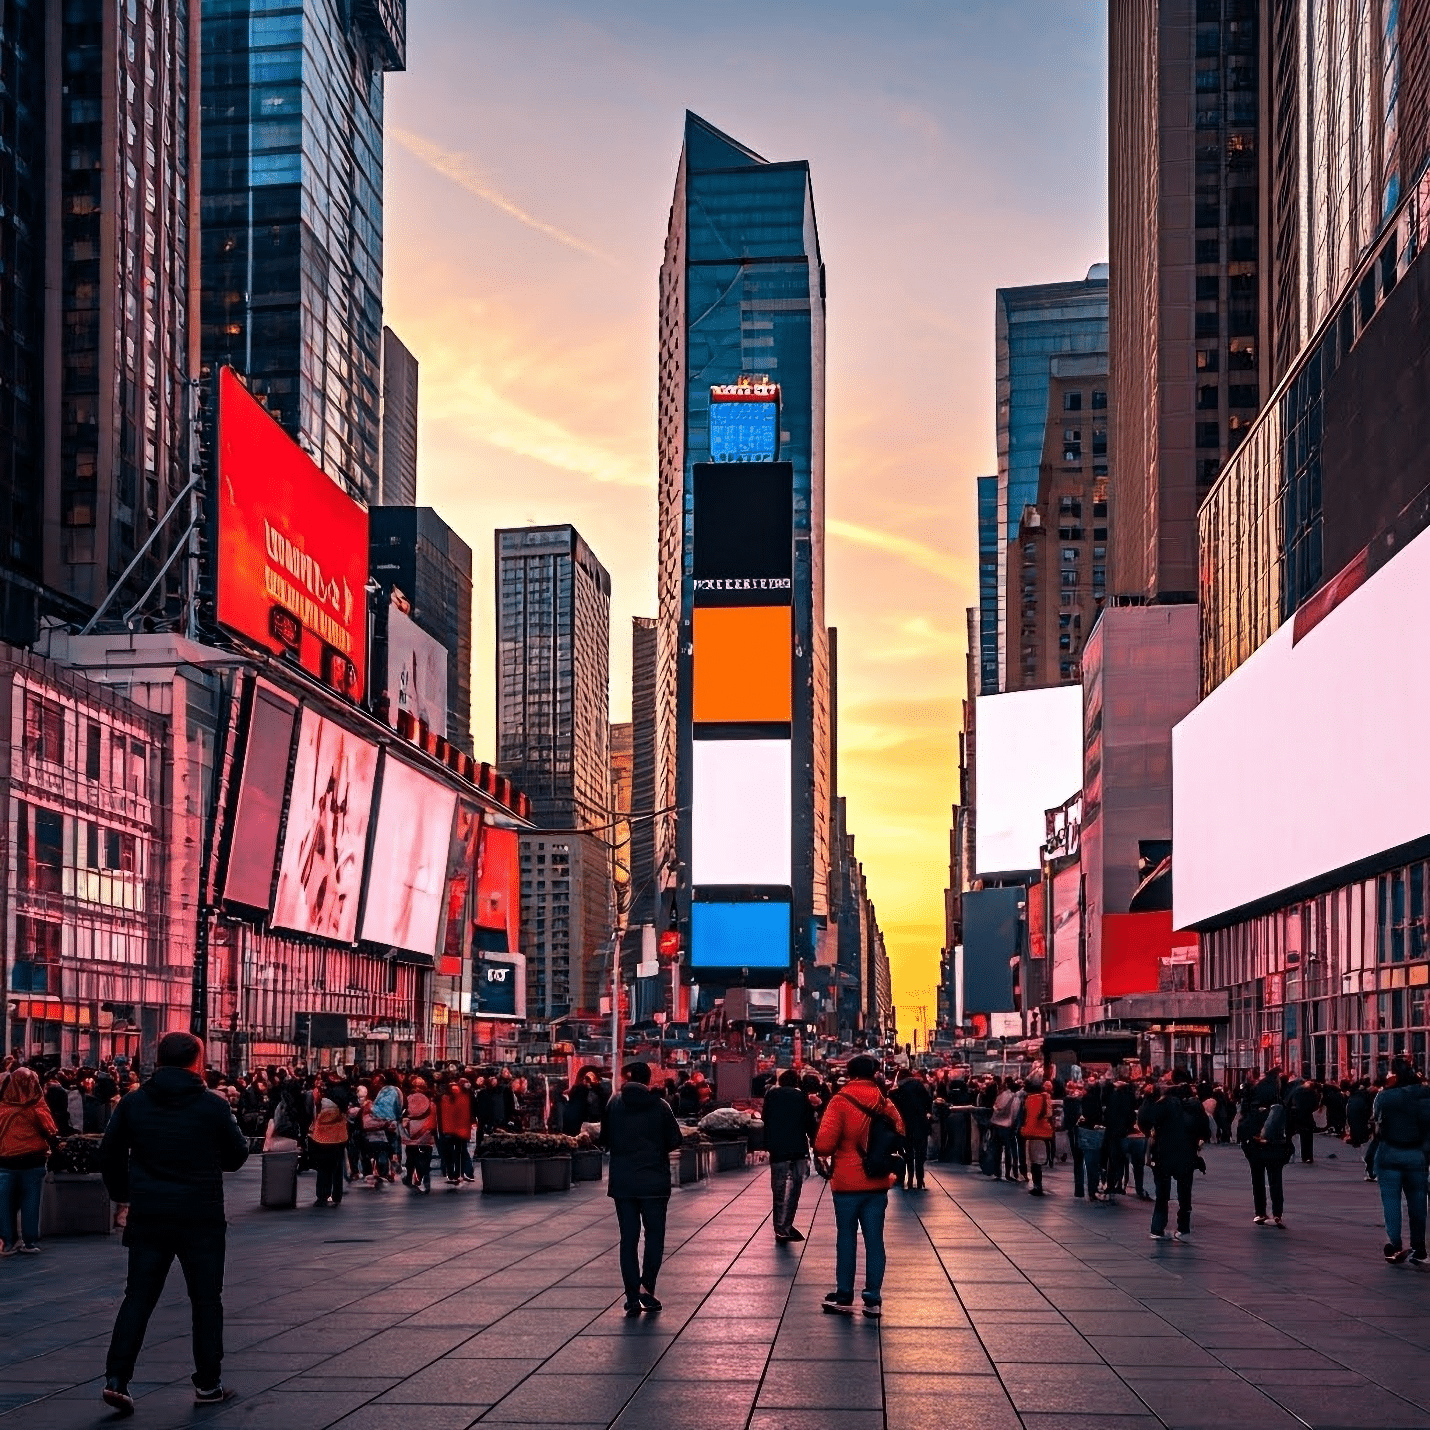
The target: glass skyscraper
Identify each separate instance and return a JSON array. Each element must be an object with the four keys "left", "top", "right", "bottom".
[
  {"left": 976, "top": 475, "right": 999, "bottom": 694},
  {"left": 199, "top": 0, "right": 405, "bottom": 503},
  {"left": 994, "top": 270, "right": 1108, "bottom": 688}
]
